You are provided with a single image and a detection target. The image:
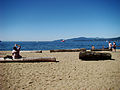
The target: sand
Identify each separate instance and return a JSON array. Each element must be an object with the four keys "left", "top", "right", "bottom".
[{"left": 0, "top": 50, "right": 120, "bottom": 90}]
